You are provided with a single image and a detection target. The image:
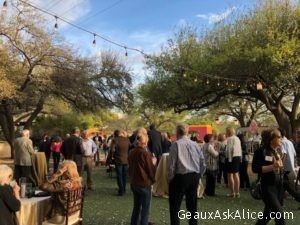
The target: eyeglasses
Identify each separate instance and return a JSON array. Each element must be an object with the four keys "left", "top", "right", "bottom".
[{"left": 274, "top": 135, "right": 282, "bottom": 139}]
